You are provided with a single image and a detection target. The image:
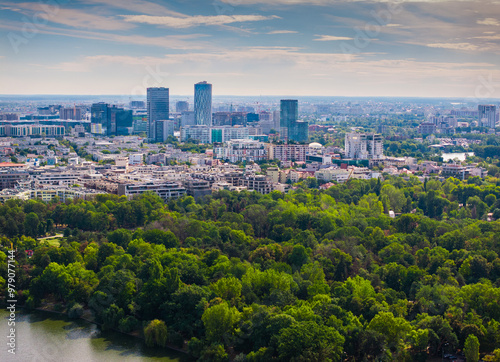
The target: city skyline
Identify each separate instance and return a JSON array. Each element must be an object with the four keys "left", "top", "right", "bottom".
[{"left": 1, "top": 0, "right": 500, "bottom": 98}]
